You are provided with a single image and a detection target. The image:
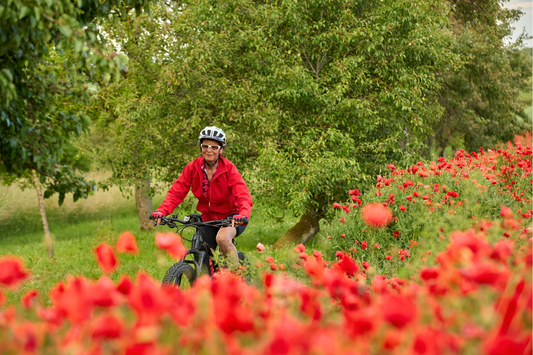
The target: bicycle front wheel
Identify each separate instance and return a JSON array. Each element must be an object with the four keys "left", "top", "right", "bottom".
[{"left": 162, "top": 262, "right": 196, "bottom": 288}]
